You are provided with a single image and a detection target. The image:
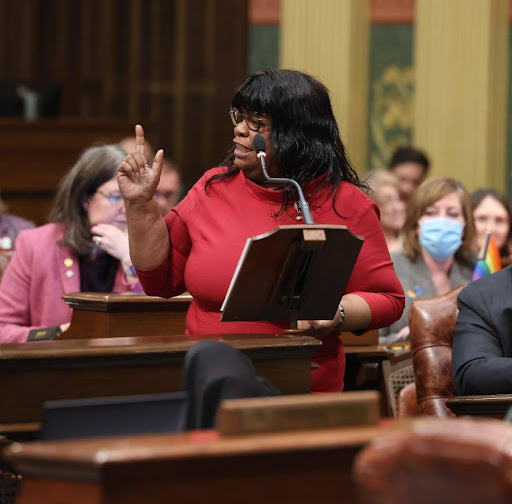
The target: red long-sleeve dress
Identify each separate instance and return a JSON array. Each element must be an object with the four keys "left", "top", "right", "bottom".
[{"left": 136, "top": 168, "right": 404, "bottom": 392}]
